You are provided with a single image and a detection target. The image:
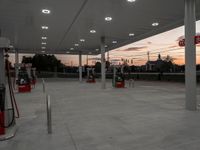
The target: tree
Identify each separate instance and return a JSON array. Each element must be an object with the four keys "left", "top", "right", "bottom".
[
  {"left": 94, "top": 62, "right": 101, "bottom": 73},
  {"left": 22, "top": 54, "right": 65, "bottom": 72}
]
